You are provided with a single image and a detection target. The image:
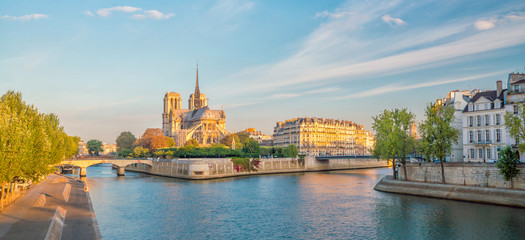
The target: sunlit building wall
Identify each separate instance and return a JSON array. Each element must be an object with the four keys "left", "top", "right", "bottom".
[{"left": 273, "top": 117, "right": 374, "bottom": 156}]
